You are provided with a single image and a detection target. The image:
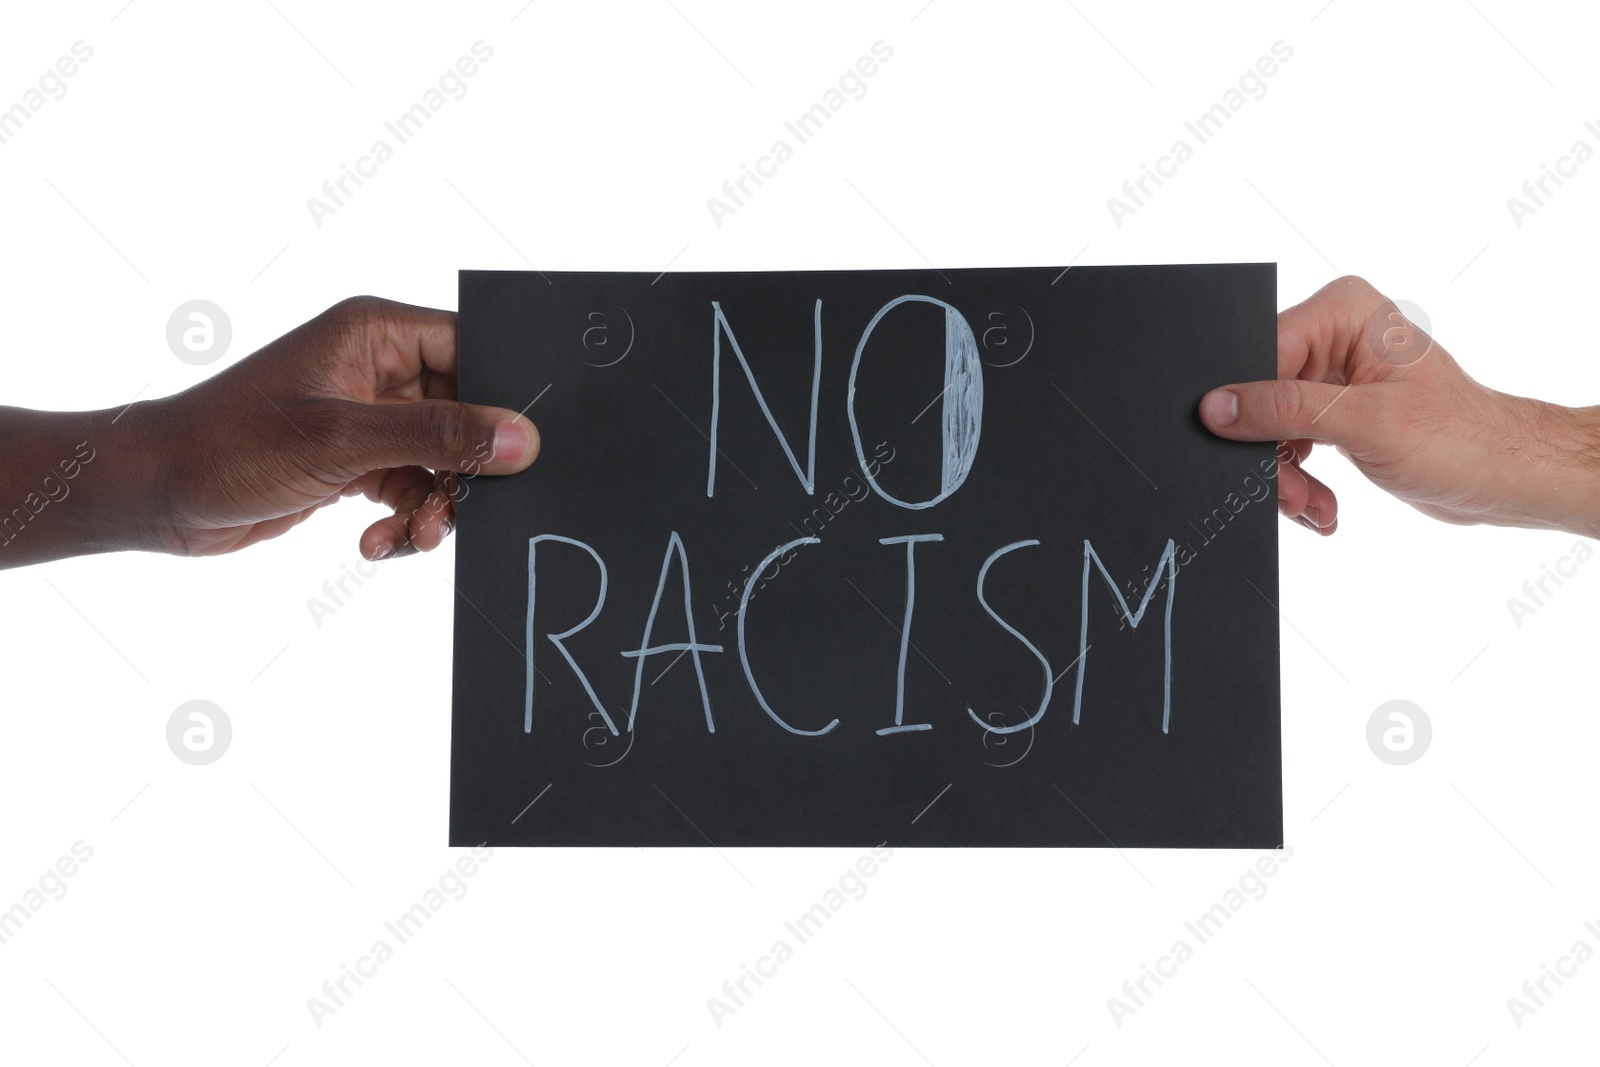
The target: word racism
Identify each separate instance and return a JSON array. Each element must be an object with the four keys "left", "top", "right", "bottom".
[
  {"left": 707, "top": 440, "right": 897, "bottom": 631},
  {"left": 0, "top": 40, "right": 94, "bottom": 147},
  {"left": 307, "top": 41, "right": 494, "bottom": 228},
  {"left": 1506, "top": 540, "right": 1595, "bottom": 627},
  {"left": 1106, "top": 444, "right": 1292, "bottom": 621},
  {"left": 1506, "top": 120, "right": 1600, "bottom": 229},
  {"left": 708, "top": 844, "right": 893, "bottom": 1027},
  {"left": 525, "top": 295, "right": 1180, "bottom": 746},
  {"left": 306, "top": 846, "right": 493, "bottom": 1027},
  {"left": 1107, "top": 846, "right": 1292, "bottom": 1027},
  {"left": 1107, "top": 40, "right": 1293, "bottom": 228},
  {"left": 706, "top": 41, "right": 894, "bottom": 228}
]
